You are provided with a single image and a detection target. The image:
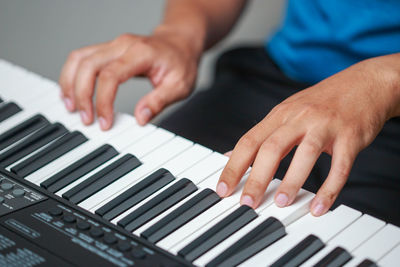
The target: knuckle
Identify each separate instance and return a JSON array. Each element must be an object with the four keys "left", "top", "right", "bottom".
[
  {"left": 261, "top": 136, "right": 283, "bottom": 154},
  {"left": 79, "top": 58, "right": 95, "bottom": 72},
  {"left": 320, "top": 188, "right": 337, "bottom": 203},
  {"left": 150, "top": 93, "right": 165, "bottom": 111},
  {"left": 302, "top": 138, "right": 323, "bottom": 155},
  {"left": 68, "top": 50, "right": 82, "bottom": 62},
  {"left": 99, "top": 69, "right": 118, "bottom": 82},
  {"left": 238, "top": 134, "right": 259, "bottom": 149},
  {"left": 115, "top": 33, "right": 134, "bottom": 44},
  {"left": 221, "top": 166, "right": 239, "bottom": 184},
  {"left": 245, "top": 178, "right": 265, "bottom": 193}
]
